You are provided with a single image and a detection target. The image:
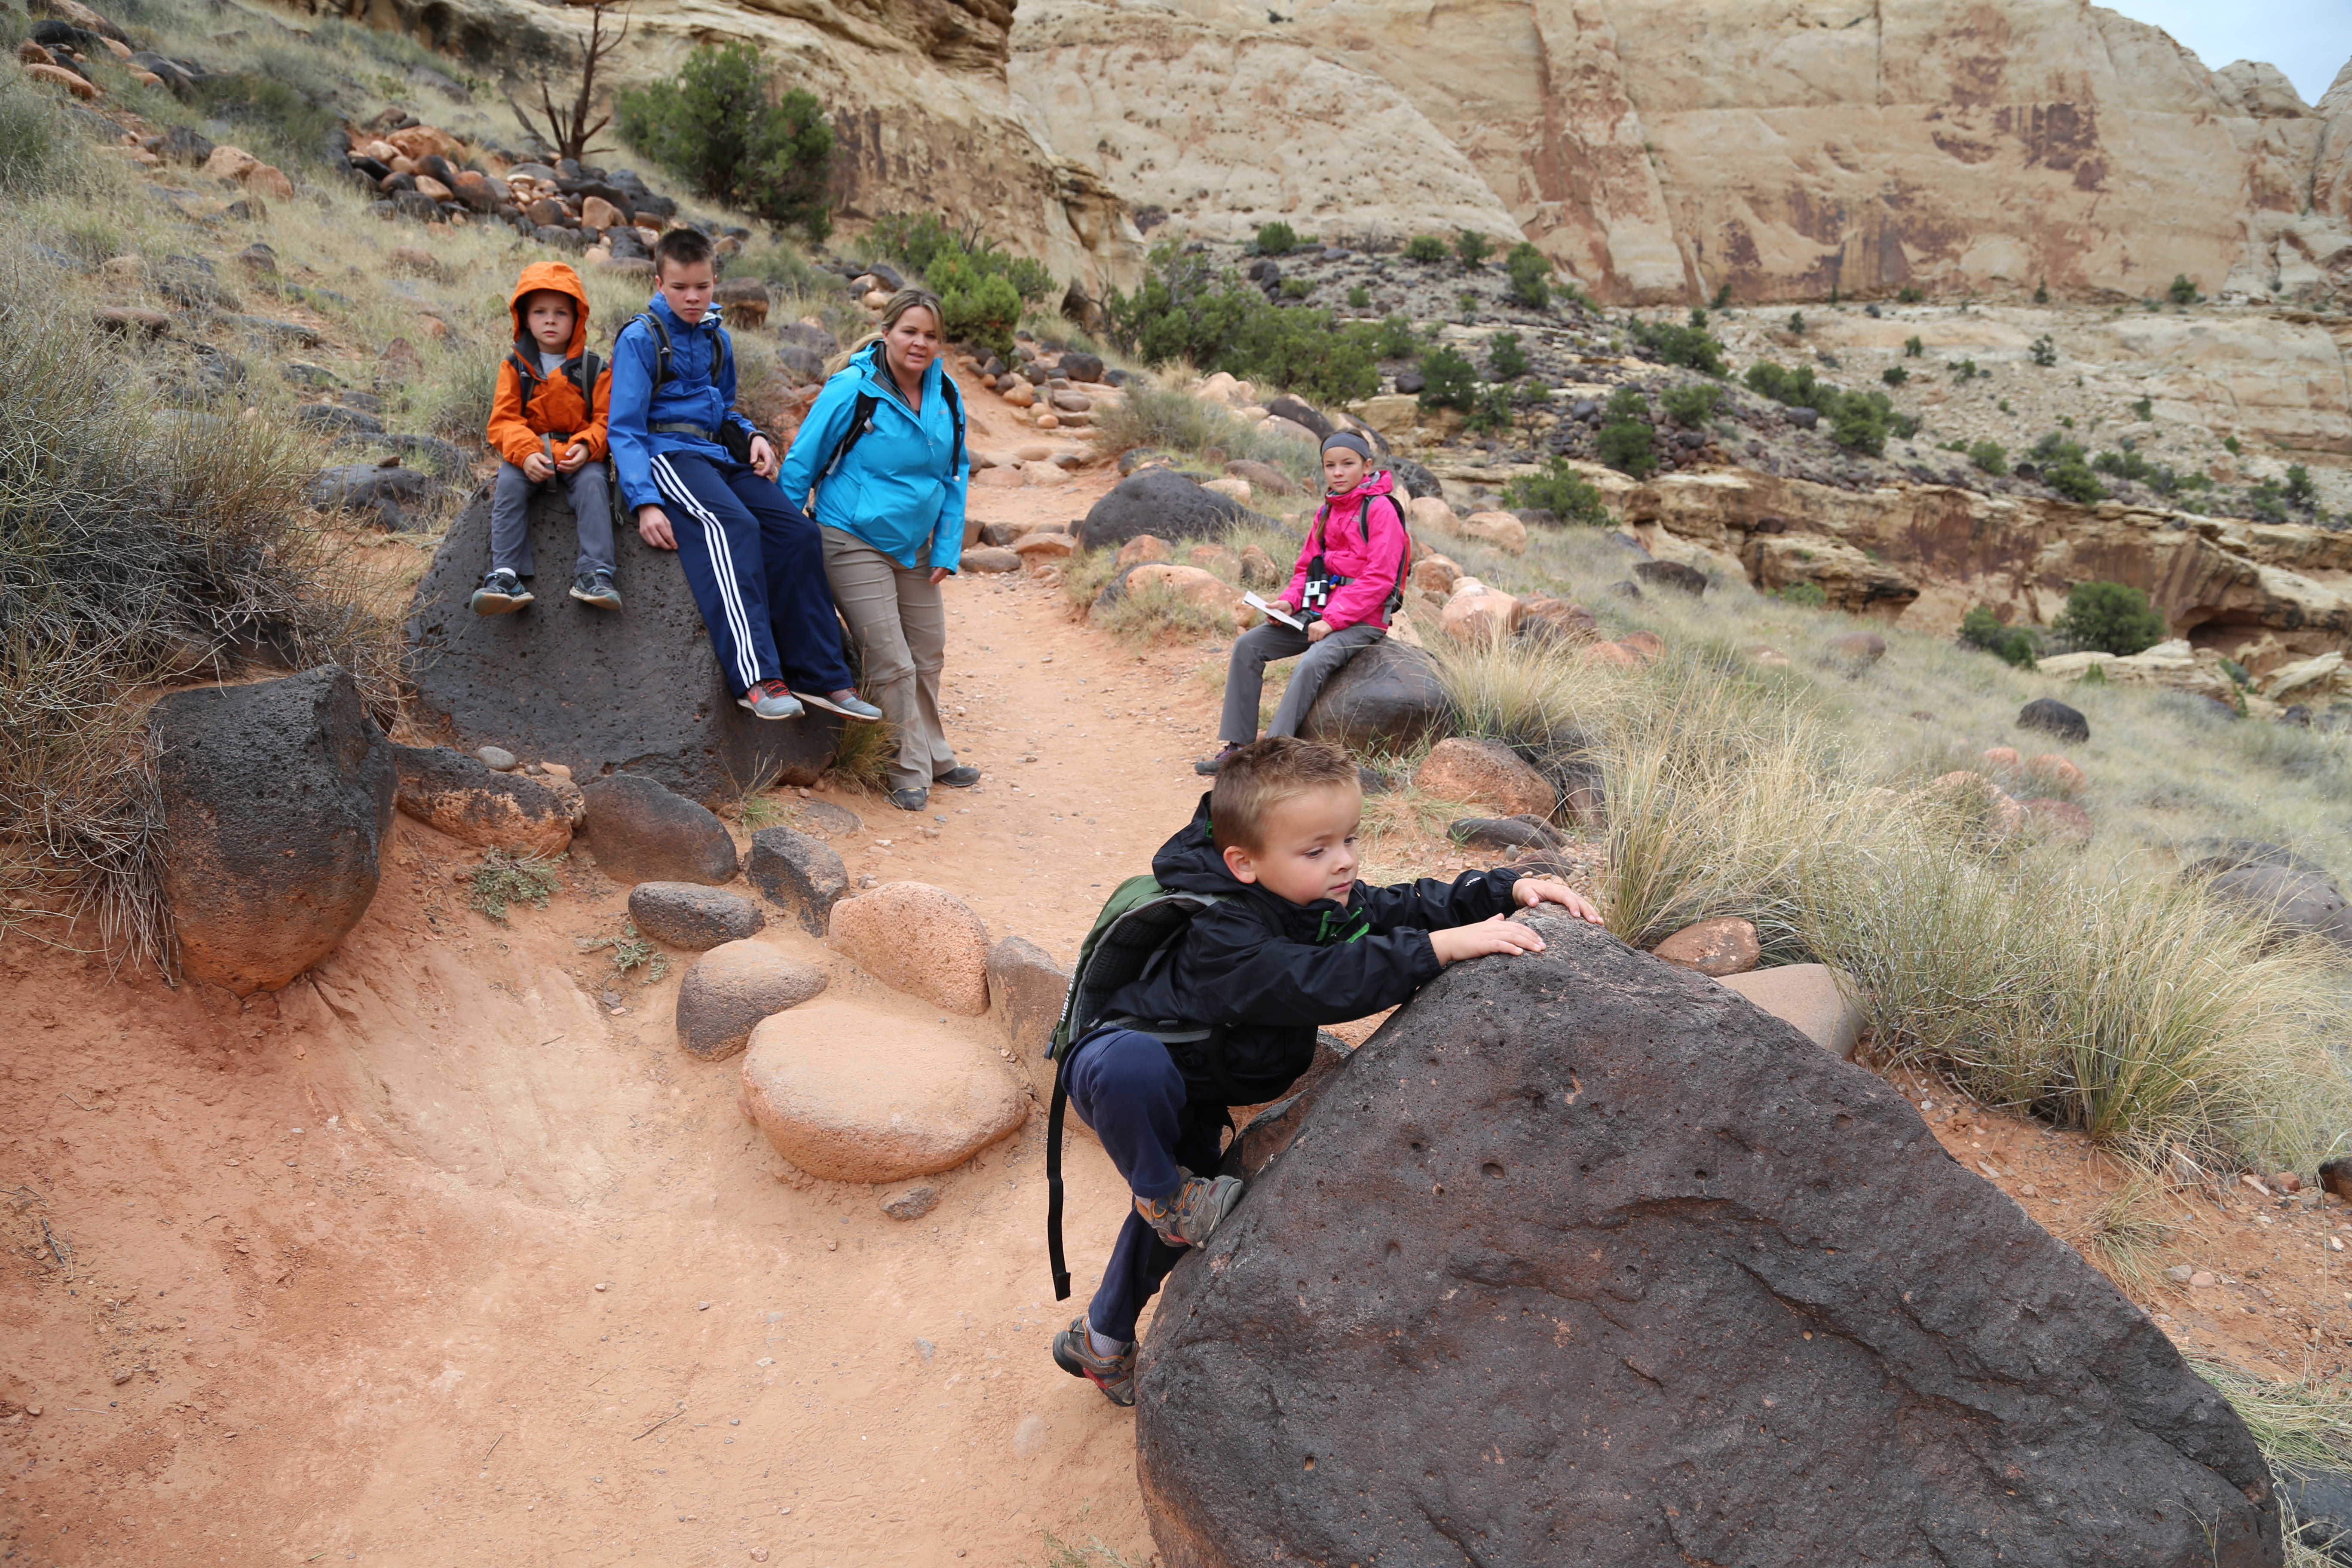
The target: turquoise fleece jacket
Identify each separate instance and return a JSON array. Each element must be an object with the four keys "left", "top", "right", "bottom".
[{"left": 778, "top": 341, "right": 968, "bottom": 573}]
